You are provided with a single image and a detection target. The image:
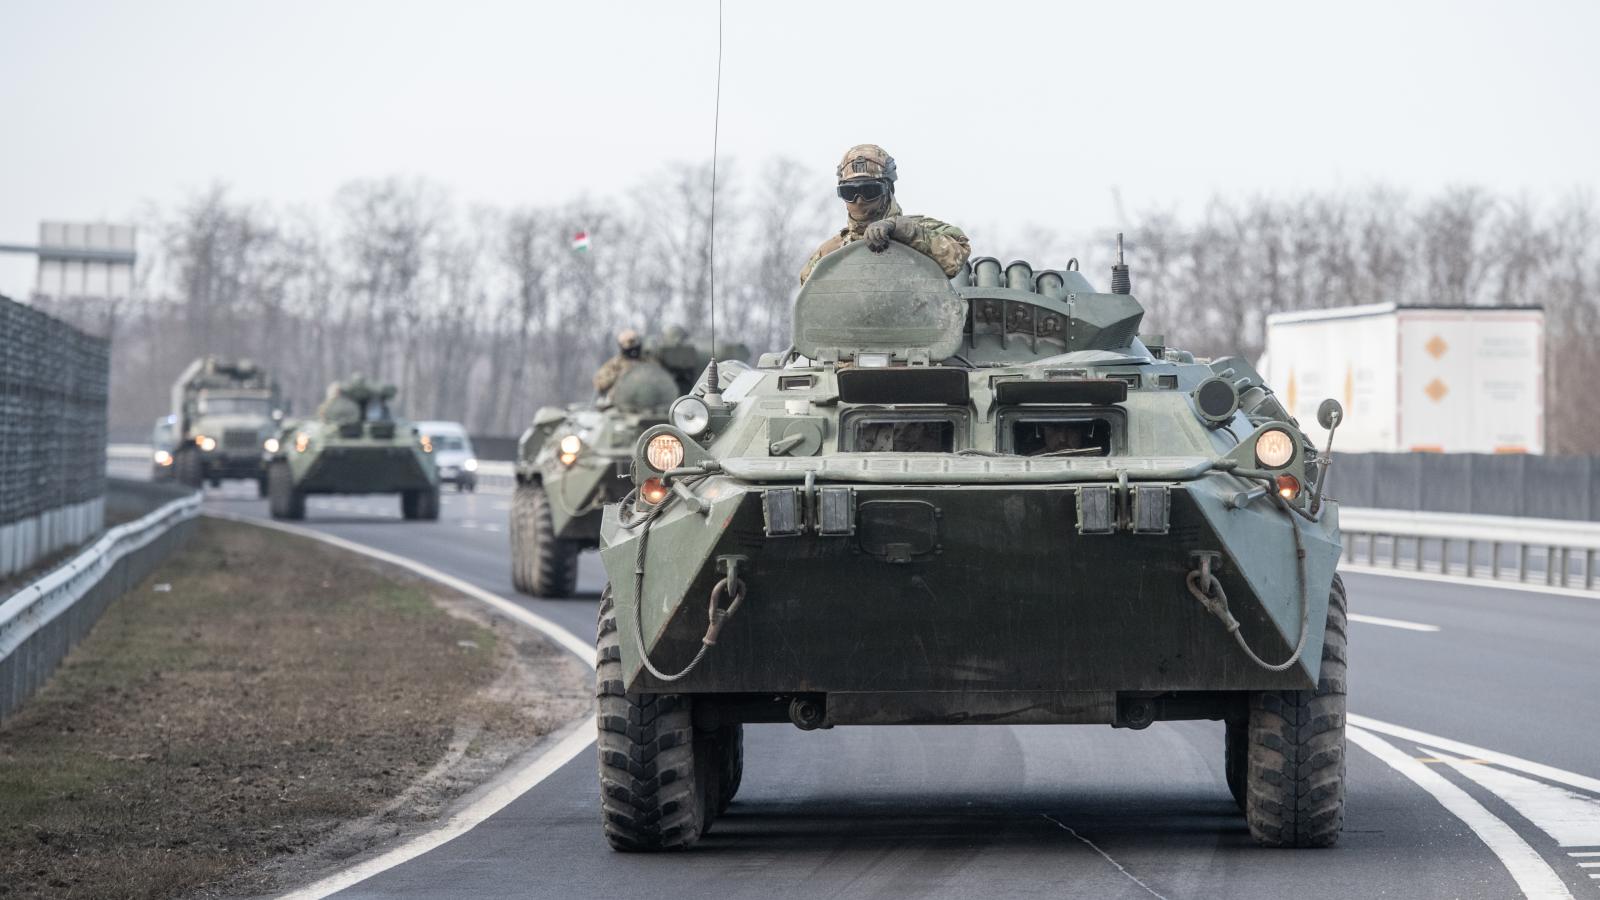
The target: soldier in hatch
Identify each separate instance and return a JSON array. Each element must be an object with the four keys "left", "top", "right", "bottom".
[
  {"left": 593, "top": 328, "right": 647, "bottom": 397},
  {"left": 316, "top": 377, "right": 361, "bottom": 424},
  {"left": 798, "top": 144, "right": 971, "bottom": 284}
]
